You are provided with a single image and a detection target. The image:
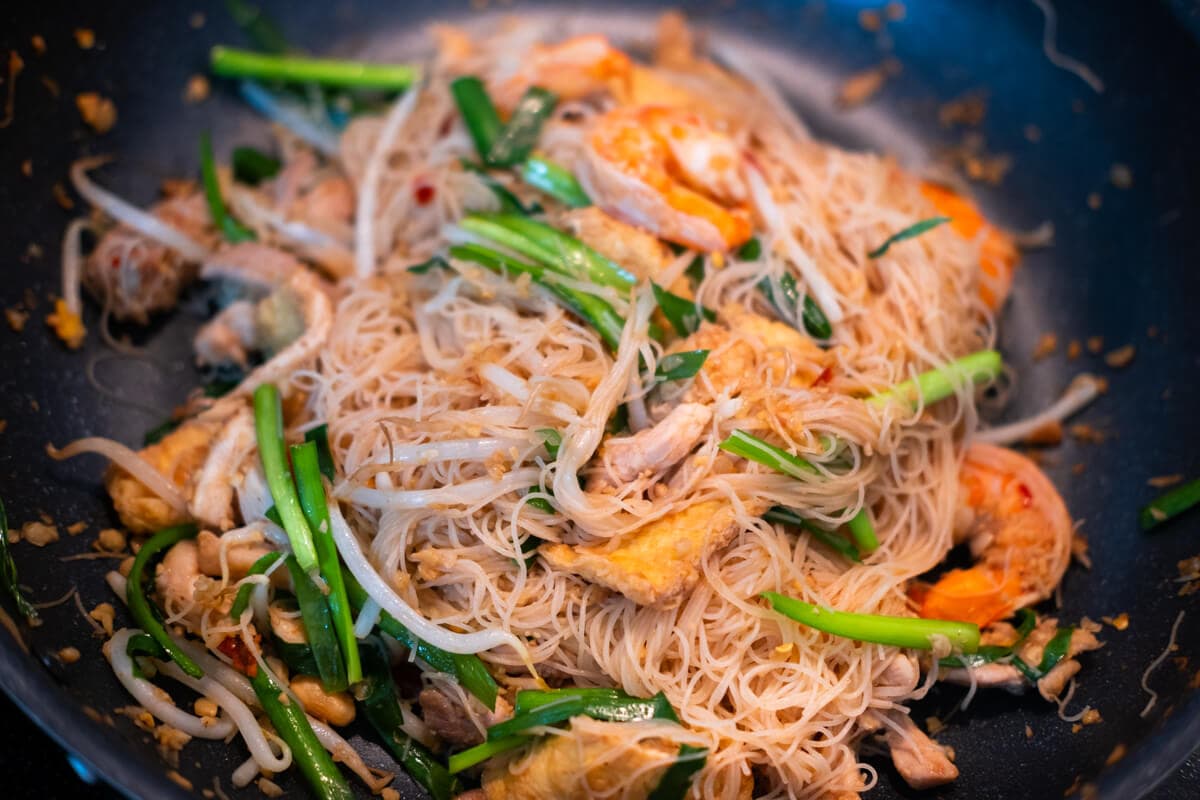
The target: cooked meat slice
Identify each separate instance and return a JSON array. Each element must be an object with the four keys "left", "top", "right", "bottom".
[
  {"left": 189, "top": 407, "right": 256, "bottom": 530},
  {"left": 561, "top": 206, "right": 673, "bottom": 281},
  {"left": 882, "top": 712, "right": 958, "bottom": 790},
  {"left": 291, "top": 175, "right": 355, "bottom": 228},
  {"left": 194, "top": 300, "right": 258, "bottom": 369},
  {"left": 155, "top": 539, "right": 202, "bottom": 623},
  {"left": 200, "top": 242, "right": 306, "bottom": 292},
  {"left": 1037, "top": 624, "right": 1102, "bottom": 700},
  {"left": 541, "top": 498, "right": 765, "bottom": 607},
  {"left": 83, "top": 190, "right": 212, "bottom": 323},
  {"left": 420, "top": 687, "right": 485, "bottom": 748},
  {"left": 481, "top": 719, "right": 678, "bottom": 800},
  {"left": 599, "top": 402, "right": 712, "bottom": 483},
  {"left": 195, "top": 528, "right": 283, "bottom": 587}
]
